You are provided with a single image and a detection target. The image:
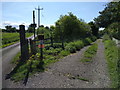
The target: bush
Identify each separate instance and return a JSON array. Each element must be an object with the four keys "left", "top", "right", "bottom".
[
  {"left": 59, "top": 50, "right": 70, "bottom": 56},
  {"left": 90, "top": 36, "right": 97, "bottom": 42},
  {"left": 65, "top": 42, "right": 76, "bottom": 53},
  {"left": 82, "top": 38, "right": 92, "bottom": 46},
  {"left": 102, "top": 34, "right": 111, "bottom": 42},
  {"left": 53, "top": 43, "right": 62, "bottom": 48},
  {"left": 45, "top": 47, "right": 62, "bottom": 55},
  {"left": 74, "top": 40, "right": 84, "bottom": 50}
]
